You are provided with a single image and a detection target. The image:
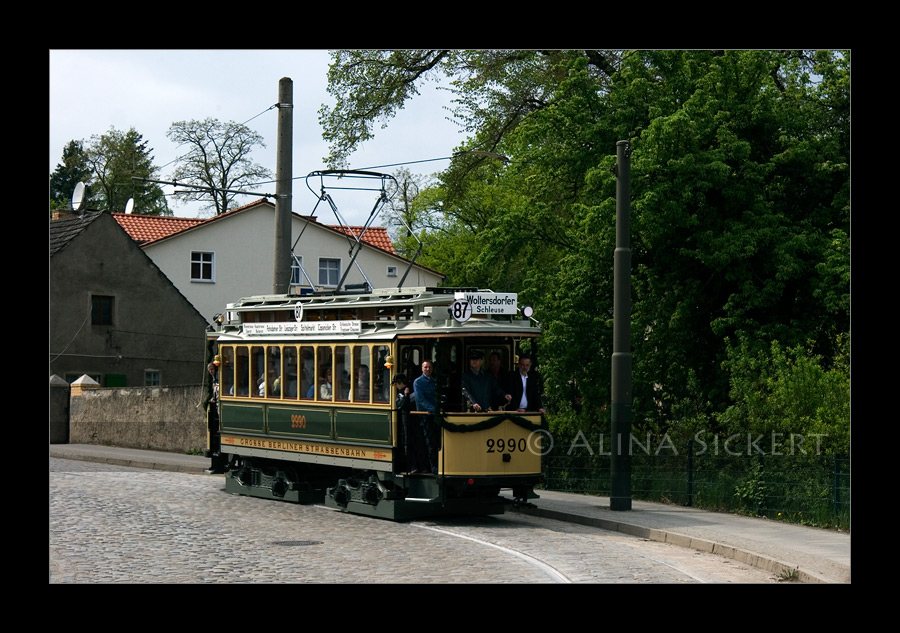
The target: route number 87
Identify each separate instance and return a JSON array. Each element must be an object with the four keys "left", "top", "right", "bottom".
[{"left": 451, "top": 300, "right": 471, "bottom": 323}]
